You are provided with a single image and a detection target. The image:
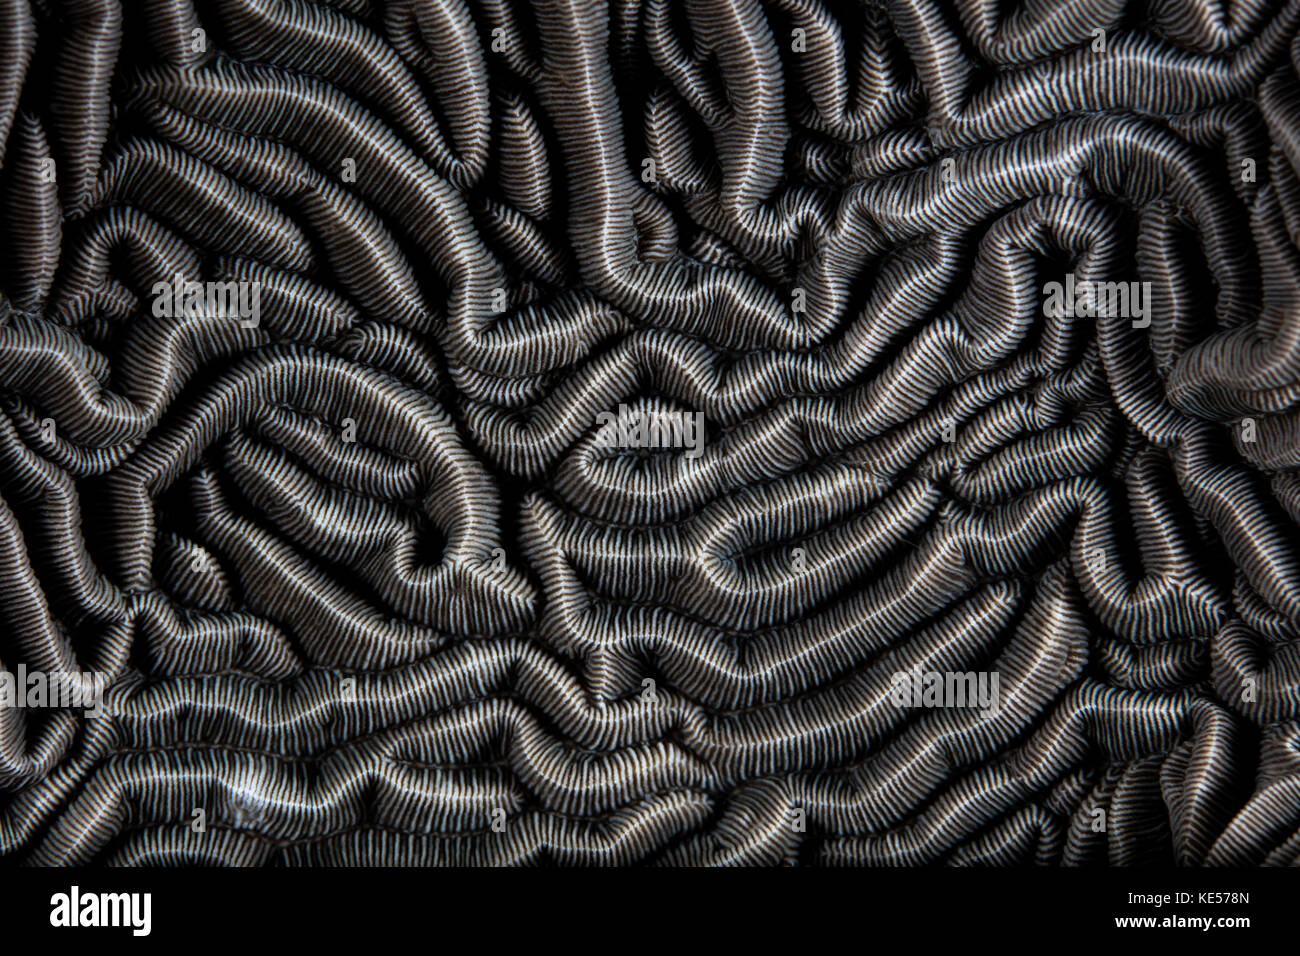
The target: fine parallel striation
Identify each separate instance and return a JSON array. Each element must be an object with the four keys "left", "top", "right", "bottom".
[{"left": 1, "top": 0, "right": 1299, "bottom": 867}]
